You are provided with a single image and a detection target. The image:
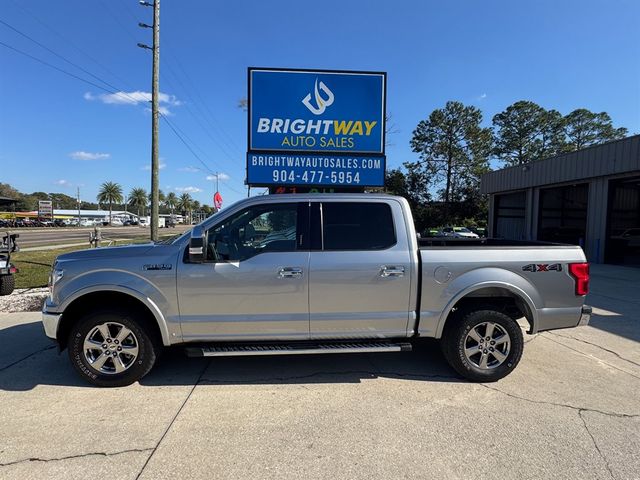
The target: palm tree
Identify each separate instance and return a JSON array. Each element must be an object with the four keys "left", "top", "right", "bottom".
[
  {"left": 177, "top": 193, "right": 192, "bottom": 224},
  {"left": 128, "top": 187, "right": 148, "bottom": 218},
  {"left": 148, "top": 189, "right": 166, "bottom": 206},
  {"left": 164, "top": 192, "right": 177, "bottom": 215},
  {"left": 97, "top": 181, "right": 123, "bottom": 225},
  {"left": 192, "top": 200, "right": 201, "bottom": 223}
]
